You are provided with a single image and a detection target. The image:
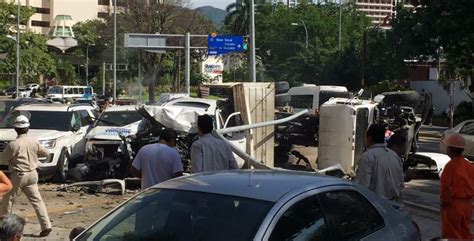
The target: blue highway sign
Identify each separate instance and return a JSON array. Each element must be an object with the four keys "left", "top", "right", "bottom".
[{"left": 208, "top": 35, "right": 244, "bottom": 55}]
